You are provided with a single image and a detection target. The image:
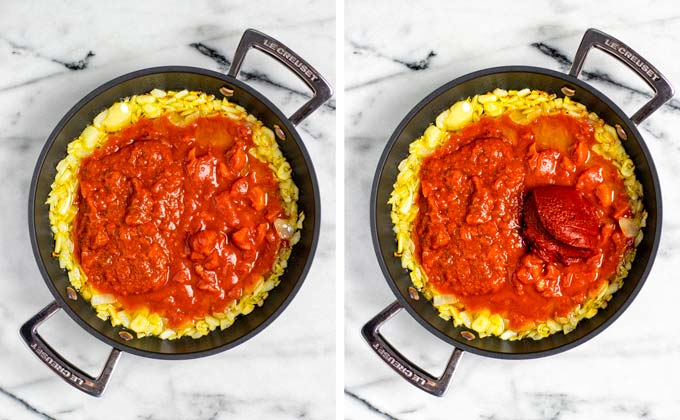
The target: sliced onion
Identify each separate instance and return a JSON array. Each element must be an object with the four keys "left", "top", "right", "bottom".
[
  {"left": 91, "top": 293, "right": 116, "bottom": 305},
  {"left": 433, "top": 294, "right": 458, "bottom": 306},
  {"left": 618, "top": 217, "right": 639, "bottom": 238},
  {"left": 274, "top": 218, "right": 295, "bottom": 240}
]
